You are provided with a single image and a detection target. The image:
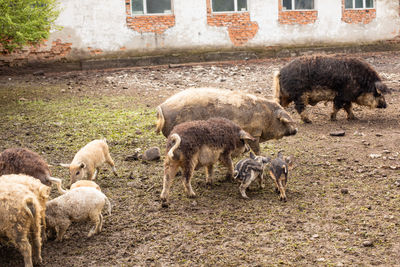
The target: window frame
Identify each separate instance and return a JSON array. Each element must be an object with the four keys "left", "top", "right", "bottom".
[
  {"left": 344, "top": 0, "right": 374, "bottom": 9},
  {"left": 281, "top": 0, "right": 315, "bottom": 11},
  {"left": 131, "top": 0, "right": 173, "bottom": 15},
  {"left": 211, "top": 0, "right": 248, "bottom": 13}
]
